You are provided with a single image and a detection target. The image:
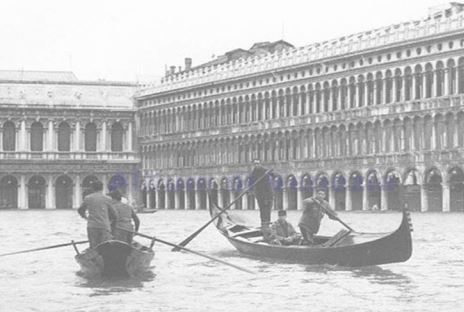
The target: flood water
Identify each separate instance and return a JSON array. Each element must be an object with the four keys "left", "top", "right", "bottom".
[{"left": 0, "top": 210, "right": 462, "bottom": 312}]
